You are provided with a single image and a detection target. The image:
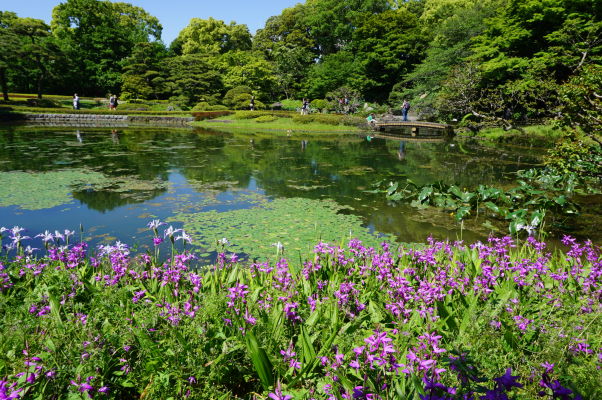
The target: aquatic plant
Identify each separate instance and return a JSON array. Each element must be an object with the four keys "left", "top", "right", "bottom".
[
  {"left": 169, "top": 197, "right": 394, "bottom": 261},
  {"left": 372, "top": 168, "right": 589, "bottom": 236},
  {"left": 0, "top": 169, "right": 168, "bottom": 210},
  {"left": 0, "top": 222, "right": 600, "bottom": 399}
]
